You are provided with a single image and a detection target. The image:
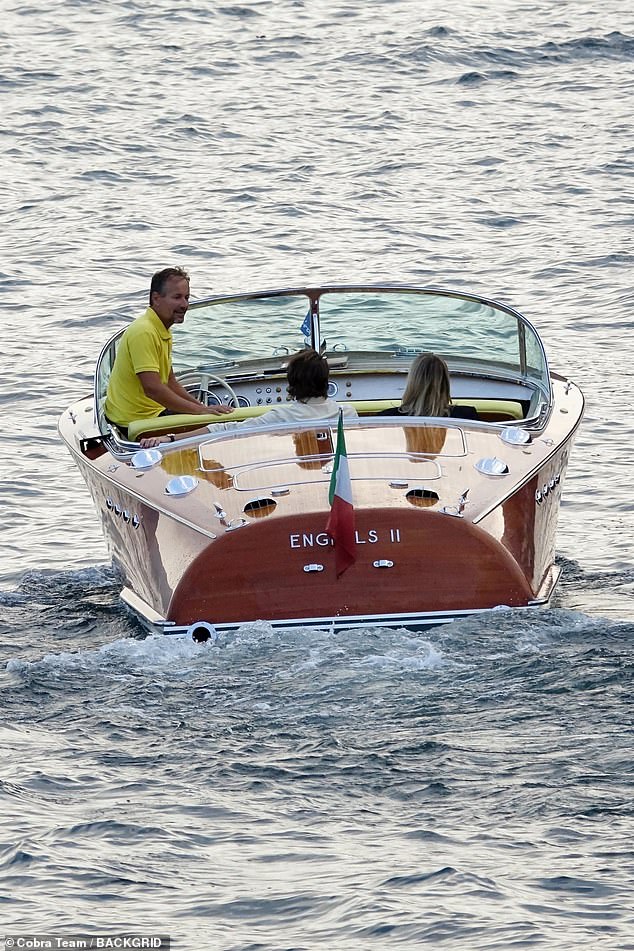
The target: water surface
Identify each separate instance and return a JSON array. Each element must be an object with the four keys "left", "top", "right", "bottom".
[{"left": 1, "top": 1, "right": 632, "bottom": 947}]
